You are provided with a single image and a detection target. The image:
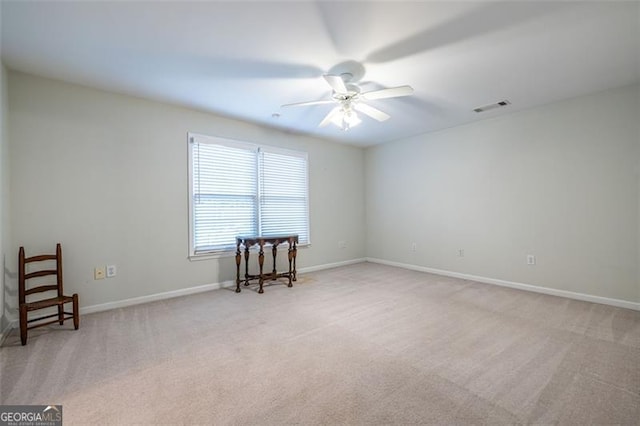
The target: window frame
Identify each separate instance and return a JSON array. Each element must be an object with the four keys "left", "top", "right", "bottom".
[{"left": 188, "top": 132, "right": 310, "bottom": 259}]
